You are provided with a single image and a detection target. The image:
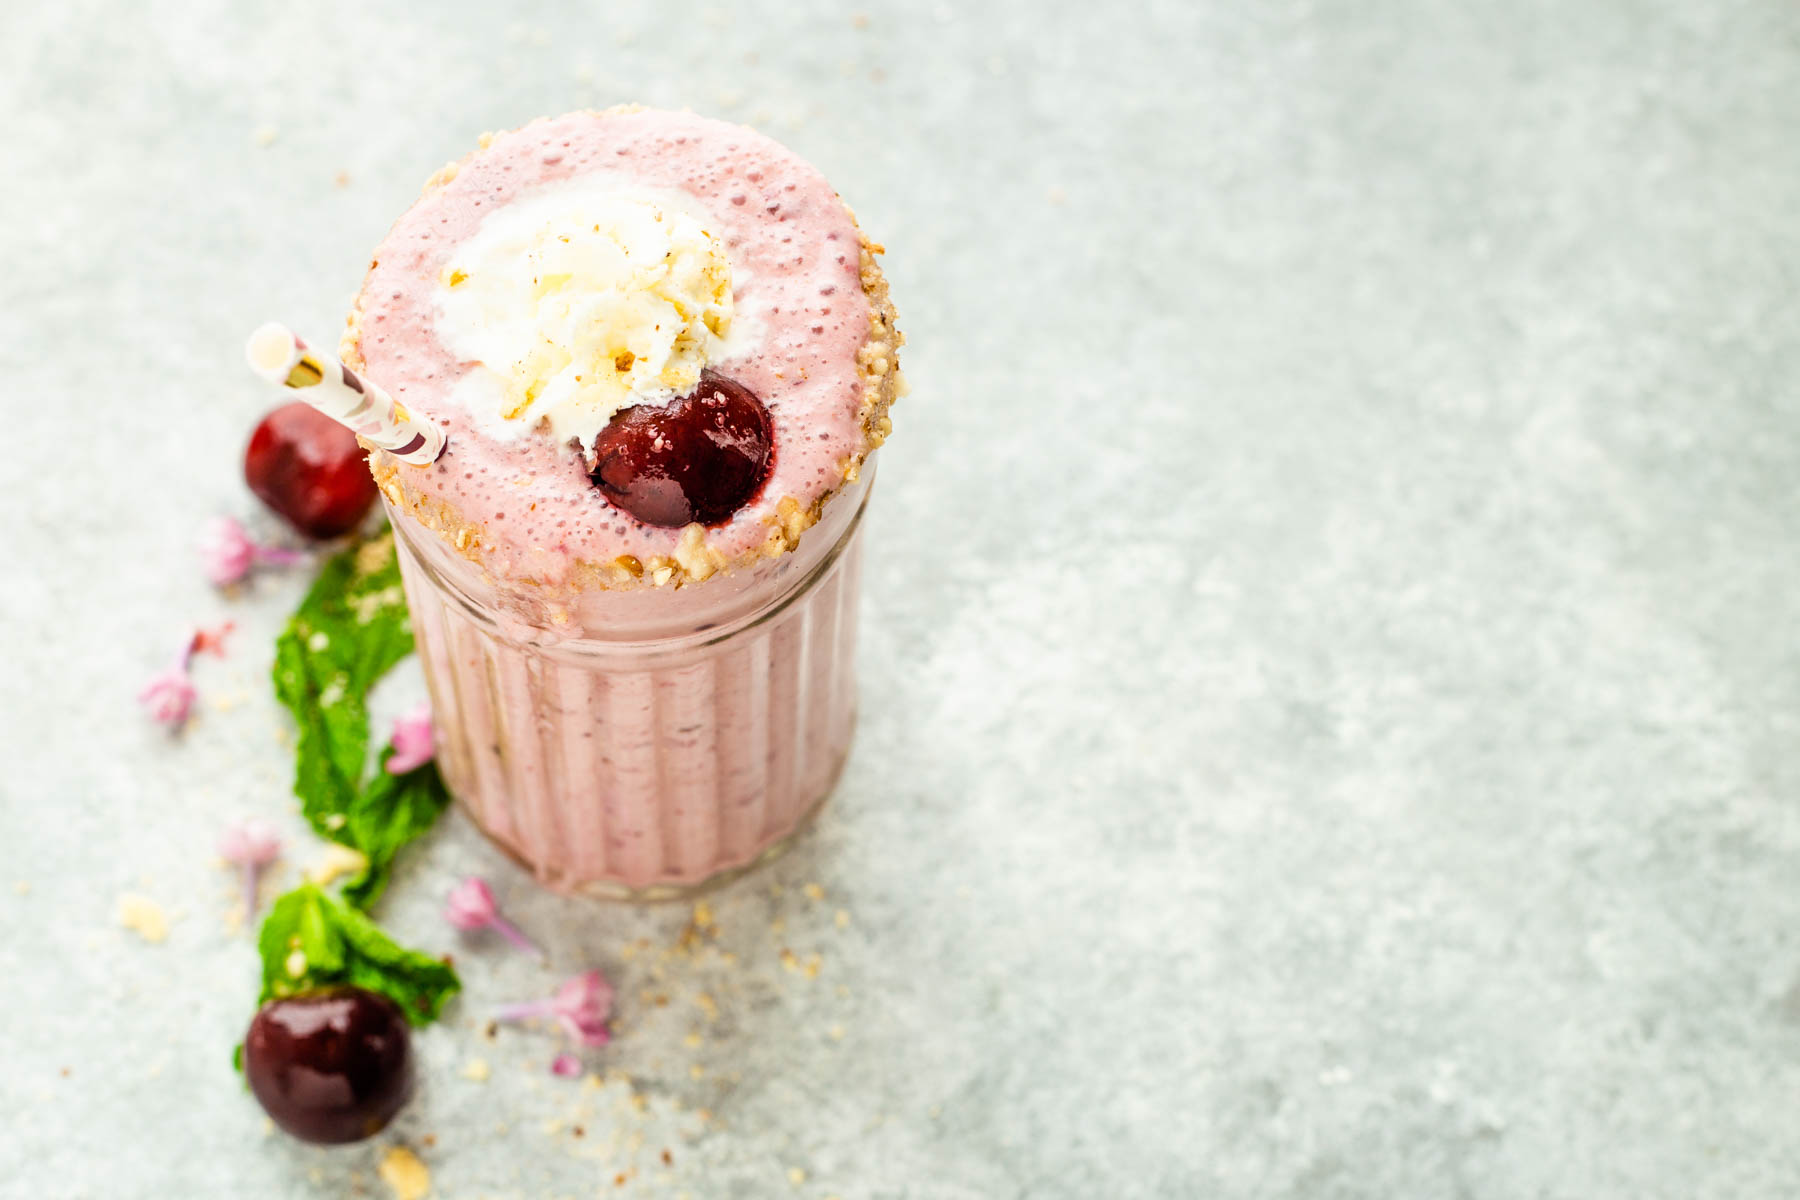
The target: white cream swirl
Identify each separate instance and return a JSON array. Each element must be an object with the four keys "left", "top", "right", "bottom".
[{"left": 436, "top": 182, "right": 734, "bottom": 448}]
